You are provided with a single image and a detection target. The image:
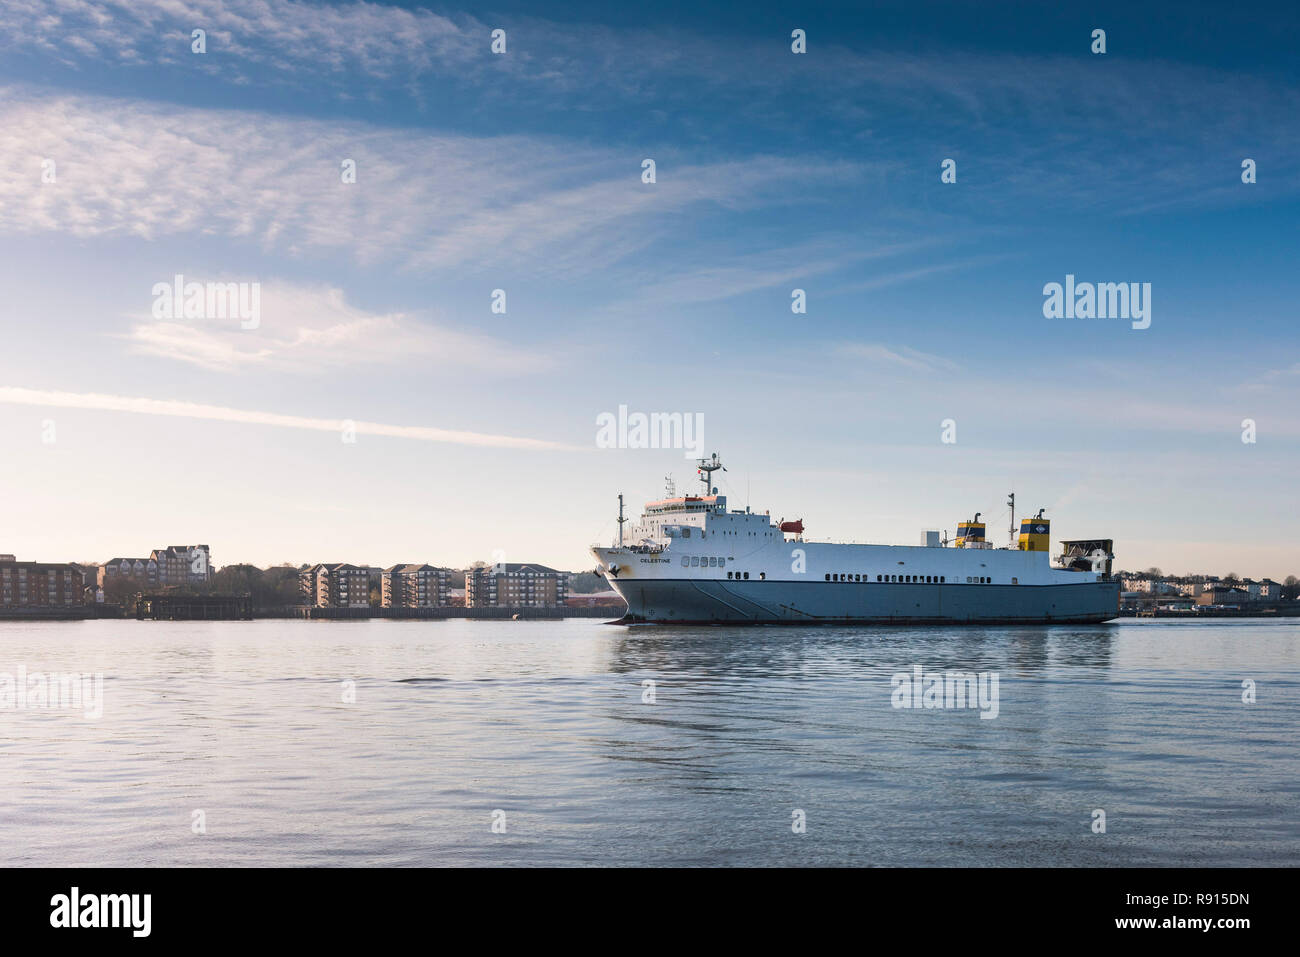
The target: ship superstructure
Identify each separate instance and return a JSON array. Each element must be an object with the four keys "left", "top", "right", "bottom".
[{"left": 592, "top": 454, "right": 1119, "bottom": 625}]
